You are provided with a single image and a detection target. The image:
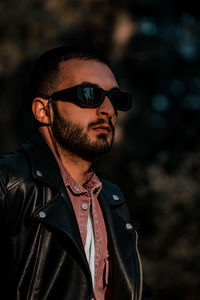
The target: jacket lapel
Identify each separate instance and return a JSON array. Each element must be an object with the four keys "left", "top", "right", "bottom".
[
  {"left": 98, "top": 179, "right": 142, "bottom": 300},
  {"left": 33, "top": 188, "right": 84, "bottom": 252},
  {"left": 32, "top": 188, "right": 92, "bottom": 288}
]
